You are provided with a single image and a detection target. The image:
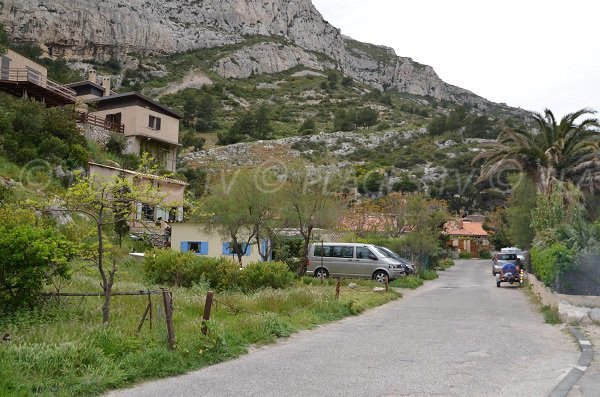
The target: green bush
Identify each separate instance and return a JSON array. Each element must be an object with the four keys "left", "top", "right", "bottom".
[
  {"left": 531, "top": 243, "right": 573, "bottom": 288},
  {"left": 143, "top": 249, "right": 240, "bottom": 291},
  {"left": 390, "top": 276, "right": 424, "bottom": 289},
  {"left": 478, "top": 249, "right": 492, "bottom": 259},
  {"left": 458, "top": 251, "right": 472, "bottom": 259},
  {"left": 436, "top": 258, "right": 454, "bottom": 270},
  {"left": 420, "top": 270, "right": 439, "bottom": 280},
  {"left": 239, "top": 261, "right": 295, "bottom": 292}
]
